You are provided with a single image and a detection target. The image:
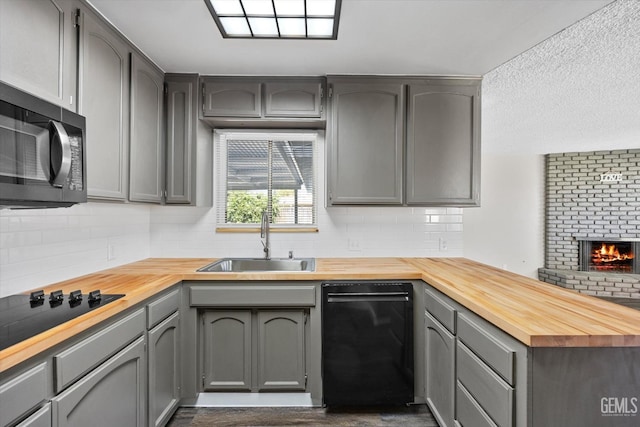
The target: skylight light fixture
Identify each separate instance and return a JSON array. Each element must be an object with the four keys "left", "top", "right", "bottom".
[{"left": 205, "top": 0, "right": 341, "bottom": 39}]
